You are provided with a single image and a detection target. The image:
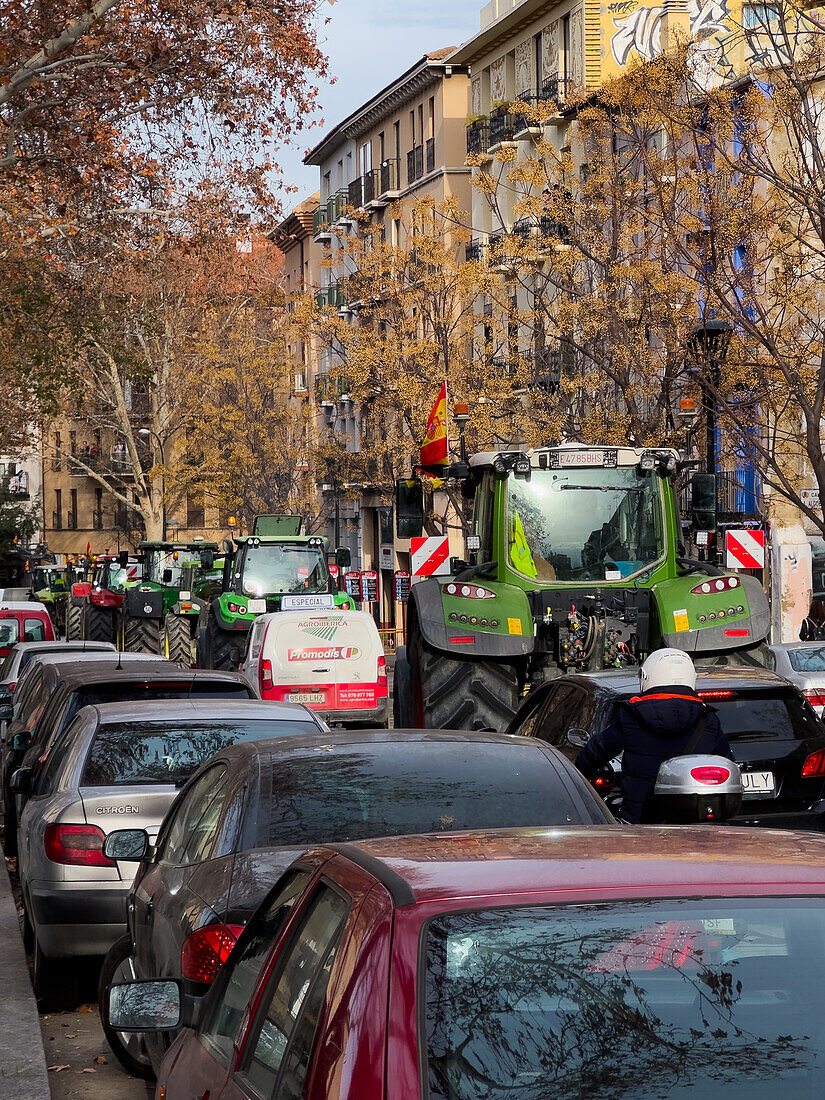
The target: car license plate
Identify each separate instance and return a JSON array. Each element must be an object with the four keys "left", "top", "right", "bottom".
[
  {"left": 742, "top": 770, "right": 775, "bottom": 797},
  {"left": 289, "top": 692, "right": 326, "bottom": 704}
]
